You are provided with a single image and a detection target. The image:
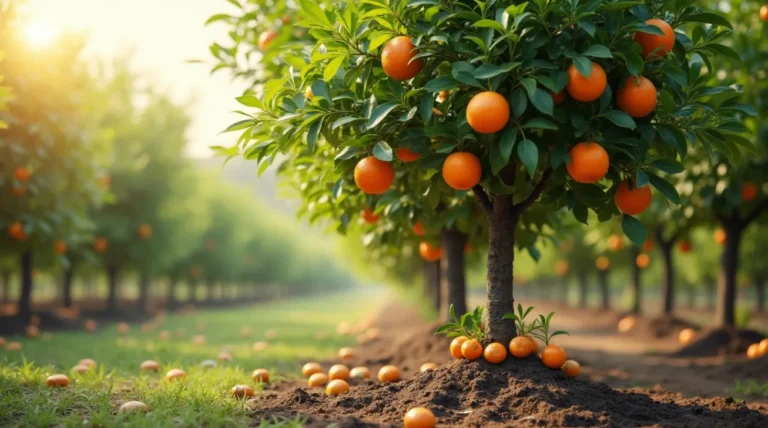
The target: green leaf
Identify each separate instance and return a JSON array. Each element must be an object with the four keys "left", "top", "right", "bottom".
[
  {"left": 622, "top": 215, "right": 647, "bottom": 247},
  {"left": 235, "top": 95, "right": 262, "bottom": 108},
  {"left": 220, "top": 119, "right": 255, "bottom": 133},
  {"left": 420, "top": 94, "right": 434, "bottom": 122},
  {"left": 647, "top": 173, "right": 681, "bottom": 204},
  {"left": 529, "top": 88, "right": 554, "bottom": 116},
  {"left": 474, "top": 62, "right": 521, "bottom": 79},
  {"left": 511, "top": 88, "right": 527, "bottom": 118},
  {"left": 335, "top": 146, "right": 361, "bottom": 161},
  {"left": 407, "top": 0, "right": 439, "bottom": 6},
  {"left": 583, "top": 44, "right": 612, "bottom": 58},
  {"left": 474, "top": 19, "right": 506, "bottom": 32},
  {"left": 499, "top": 127, "right": 517, "bottom": 162},
  {"left": 367, "top": 102, "right": 399, "bottom": 129},
  {"left": 682, "top": 12, "right": 732, "bottom": 29},
  {"left": 331, "top": 116, "right": 363, "bottom": 130},
  {"left": 298, "top": 0, "right": 332, "bottom": 27},
  {"left": 373, "top": 141, "right": 393, "bottom": 161},
  {"left": 205, "top": 14, "right": 232, "bottom": 26},
  {"left": 424, "top": 76, "right": 459, "bottom": 92},
  {"left": 324, "top": 55, "right": 346, "bottom": 81},
  {"left": 603, "top": 110, "right": 636, "bottom": 129},
  {"left": 307, "top": 118, "right": 322, "bottom": 152},
  {"left": 522, "top": 118, "right": 558, "bottom": 130},
  {"left": 651, "top": 159, "right": 684, "bottom": 174},
  {"left": 573, "top": 57, "right": 592, "bottom": 78},
  {"left": 517, "top": 139, "right": 538, "bottom": 176},
  {"left": 636, "top": 170, "right": 649, "bottom": 187}
]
